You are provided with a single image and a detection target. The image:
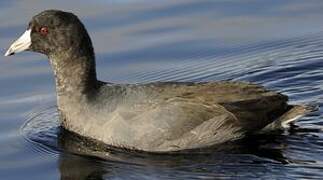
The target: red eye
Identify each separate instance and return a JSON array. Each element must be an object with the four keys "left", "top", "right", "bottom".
[{"left": 39, "top": 27, "right": 48, "bottom": 36}]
